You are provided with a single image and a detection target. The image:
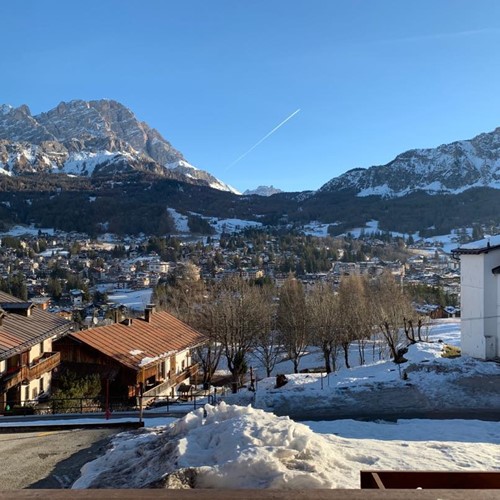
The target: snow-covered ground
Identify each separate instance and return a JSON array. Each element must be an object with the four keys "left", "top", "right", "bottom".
[
  {"left": 67, "top": 318, "right": 500, "bottom": 489},
  {"left": 107, "top": 288, "right": 153, "bottom": 311},
  {"left": 0, "top": 224, "right": 55, "bottom": 237},
  {"left": 167, "top": 208, "right": 262, "bottom": 236}
]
